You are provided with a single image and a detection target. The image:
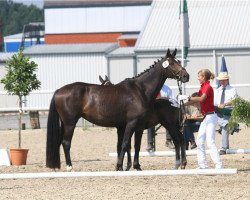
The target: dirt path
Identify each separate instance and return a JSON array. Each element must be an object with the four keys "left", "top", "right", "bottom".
[{"left": 0, "top": 126, "right": 249, "bottom": 200}]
